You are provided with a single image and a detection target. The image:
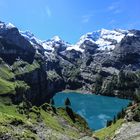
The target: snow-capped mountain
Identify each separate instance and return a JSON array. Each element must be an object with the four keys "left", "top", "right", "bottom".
[
  {"left": 20, "top": 30, "right": 43, "bottom": 47},
  {"left": 67, "top": 29, "right": 134, "bottom": 52},
  {"left": 0, "top": 21, "right": 35, "bottom": 53},
  {"left": 20, "top": 30, "right": 70, "bottom": 53},
  {"left": 0, "top": 21, "right": 137, "bottom": 55},
  {"left": 0, "top": 21, "right": 16, "bottom": 30},
  {"left": 41, "top": 36, "right": 70, "bottom": 53},
  {"left": 1, "top": 21, "right": 134, "bottom": 54}
]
